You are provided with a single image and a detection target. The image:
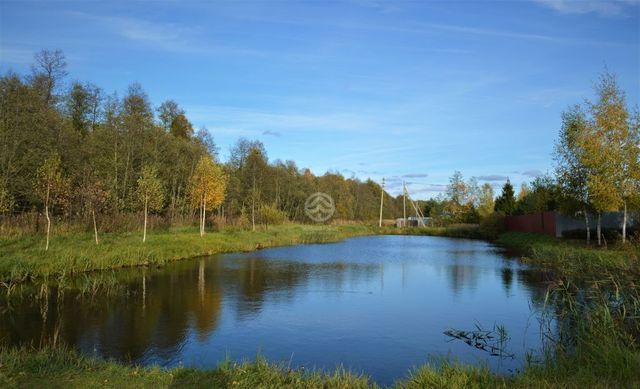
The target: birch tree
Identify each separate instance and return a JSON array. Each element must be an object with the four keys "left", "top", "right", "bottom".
[
  {"left": 190, "top": 155, "right": 227, "bottom": 236},
  {"left": 136, "top": 166, "right": 164, "bottom": 243},
  {"left": 34, "top": 153, "right": 69, "bottom": 250},
  {"left": 82, "top": 176, "right": 108, "bottom": 244},
  {"left": 157, "top": 100, "right": 183, "bottom": 131},
  {"left": 31, "top": 49, "right": 67, "bottom": 106},
  {"left": 518, "top": 183, "right": 530, "bottom": 201},
  {"left": 66, "top": 82, "right": 102, "bottom": 135},
  {"left": 580, "top": 72, "right": 640, "bottom": 243},
  {"left": 555, "top": 105, "right": 595, "bottom": 243},
  {"left": 477, "top": 183, "right": 494, "bottom": 218},
  {"left": 444, "top": 171, "right": 468, "bottom": 222},
  {"left": 244, "top": 147, "right": 268, "bottom": 232}
]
